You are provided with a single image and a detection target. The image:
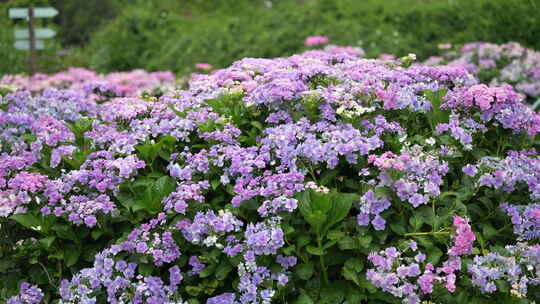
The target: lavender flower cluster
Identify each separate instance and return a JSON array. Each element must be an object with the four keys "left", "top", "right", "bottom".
[{"left": 426, "top": 42, "right": 540, "bottom": 103}]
